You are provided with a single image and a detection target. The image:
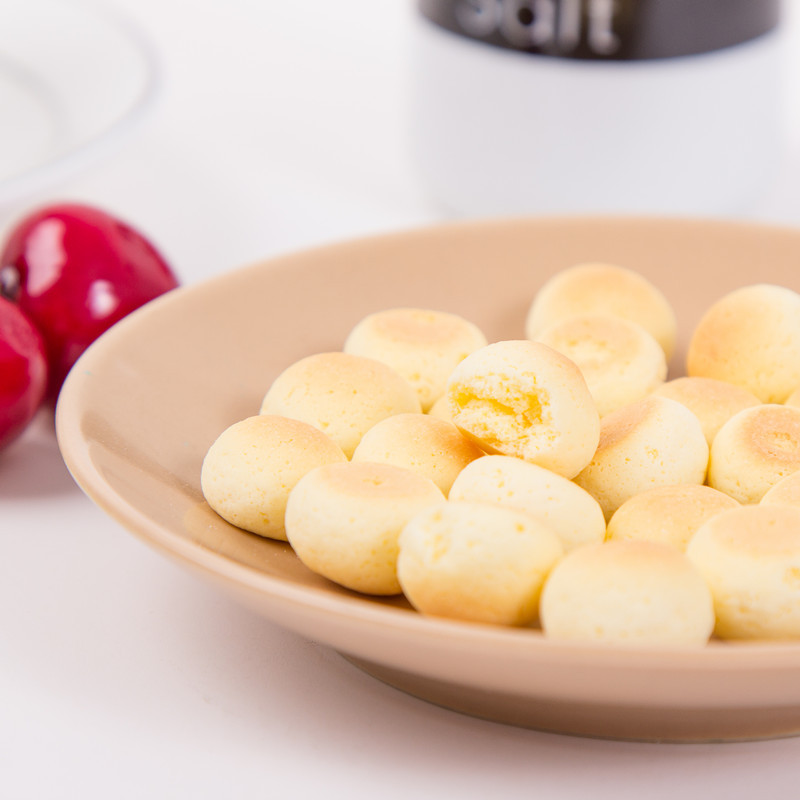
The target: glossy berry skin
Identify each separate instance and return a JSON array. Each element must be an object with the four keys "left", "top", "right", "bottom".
[
  {"left": 0, "top": 203, "right": 179, "bottom": 399},
  {"left": 0, "top": 296, "right": 48, "bottom": 450}
]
